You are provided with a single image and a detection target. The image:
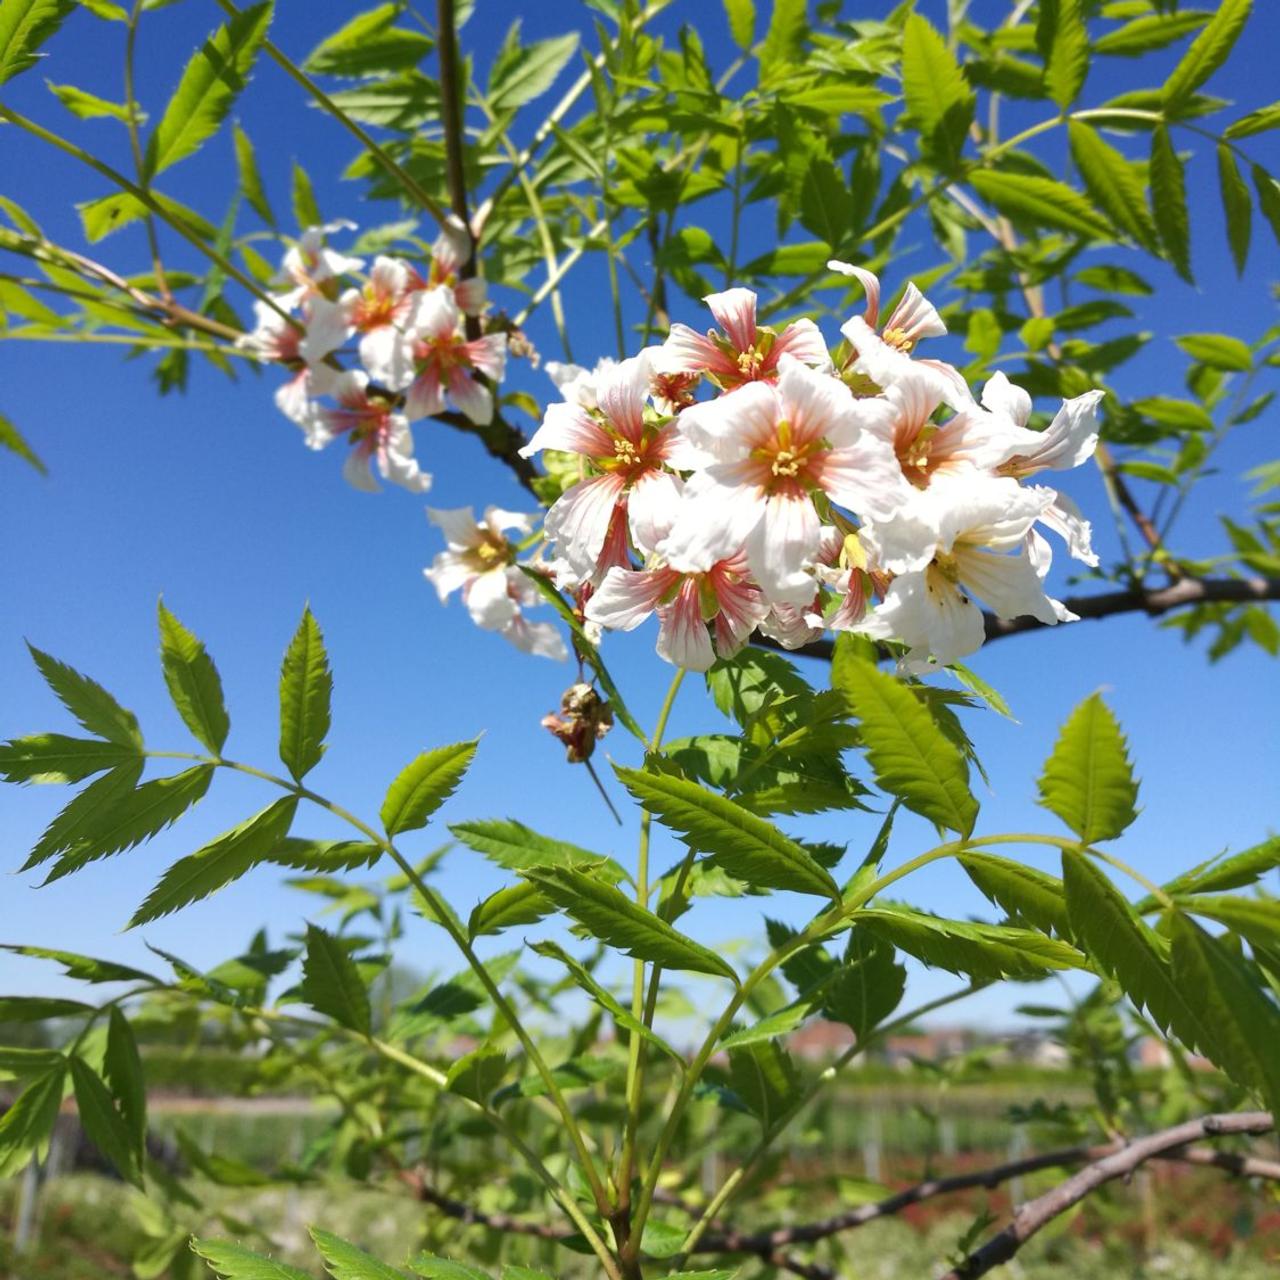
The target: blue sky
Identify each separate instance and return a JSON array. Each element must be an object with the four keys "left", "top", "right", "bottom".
[{"left": 1, "top": 1, "right": 1278, "bottom": 1032}]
